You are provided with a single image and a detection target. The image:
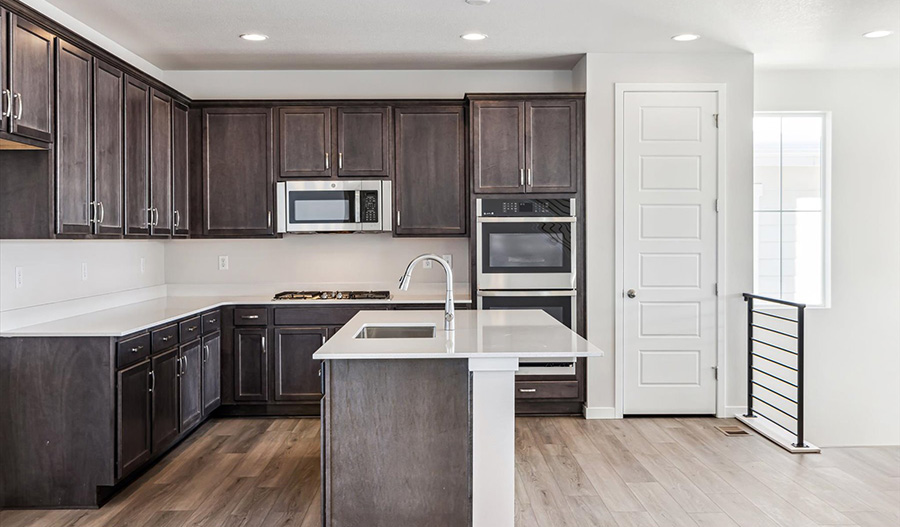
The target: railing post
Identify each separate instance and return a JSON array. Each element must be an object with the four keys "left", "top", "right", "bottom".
[
  {"left": 794, "top": 305, "right": 805, "bottom": 448},
  {"left": 744, "top": 294, "right": 754, "bottom": 418}
]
